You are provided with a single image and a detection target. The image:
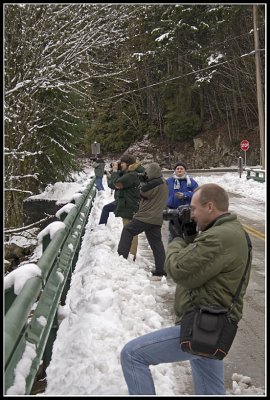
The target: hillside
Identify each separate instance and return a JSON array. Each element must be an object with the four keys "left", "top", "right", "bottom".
[{"left": 117, "top": 123, "right": 261, "bottom": 169}]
